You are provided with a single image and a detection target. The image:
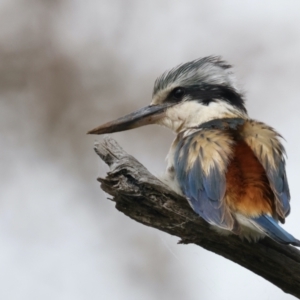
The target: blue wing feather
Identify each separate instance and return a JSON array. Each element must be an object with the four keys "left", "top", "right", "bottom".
[
  {"left": 252, "top": 215, "right": 300, "bottom": 246},
  {"left": 202, "top": 167, "right": 226, "bottom": 203},
  {"left": 267, "top": 159, "right": 290, "bottom": 217},
  {"left": 174, "top": 130, "right": 235, "bottom": 230}
]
